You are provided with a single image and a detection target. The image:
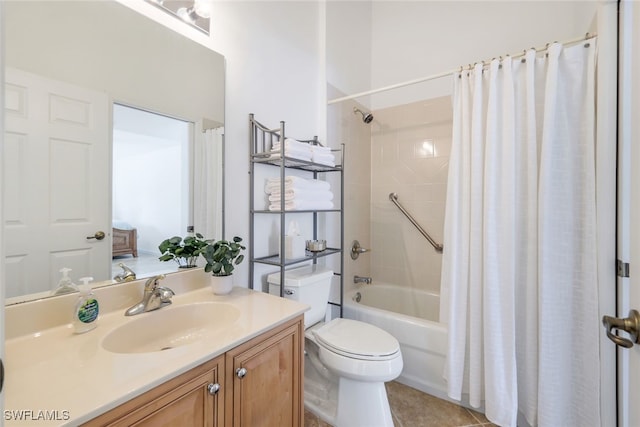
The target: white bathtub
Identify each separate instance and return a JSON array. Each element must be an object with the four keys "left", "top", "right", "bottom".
[{"left": 343, "top": 284, "right": 449, "bottom": 401}]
